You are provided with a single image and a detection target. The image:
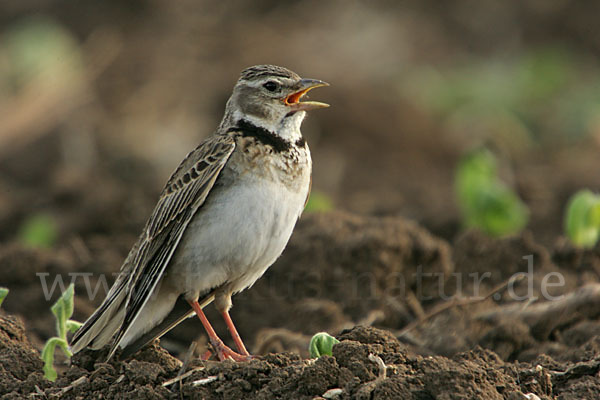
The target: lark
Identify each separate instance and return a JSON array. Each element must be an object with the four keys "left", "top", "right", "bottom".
[{"left": 70, "top": 65, "right": 328, "bottom": 361}]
